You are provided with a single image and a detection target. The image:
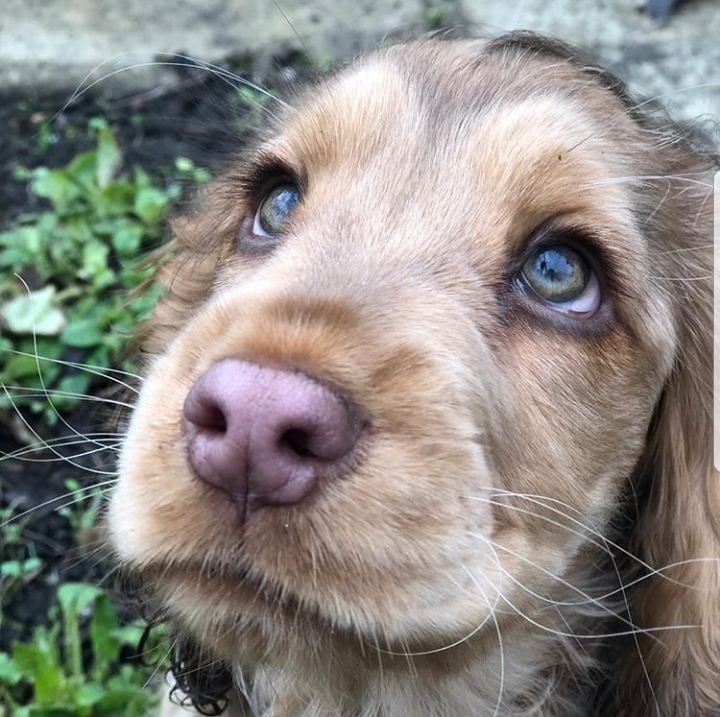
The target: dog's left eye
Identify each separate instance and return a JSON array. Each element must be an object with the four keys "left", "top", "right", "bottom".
[
  {"left": 253, "top": 184, "right": 301, "bottom": 237},
  {"left": 519, "top": 245, "right": 600, "bottom": 316}
]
